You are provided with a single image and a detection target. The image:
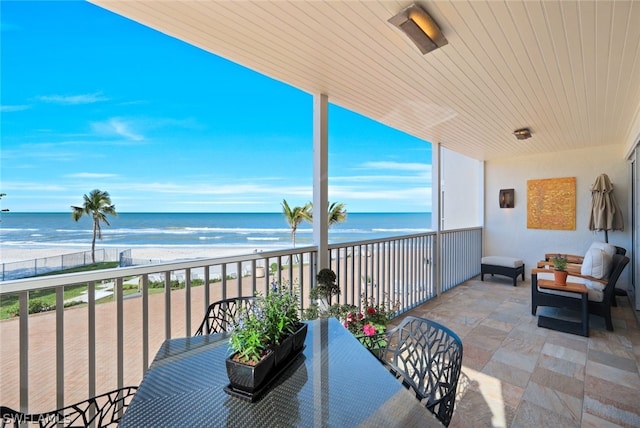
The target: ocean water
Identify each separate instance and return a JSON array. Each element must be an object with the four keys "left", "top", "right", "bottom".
[{"left": 0, "top": 212, "right": 432, "bottom": 250}]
